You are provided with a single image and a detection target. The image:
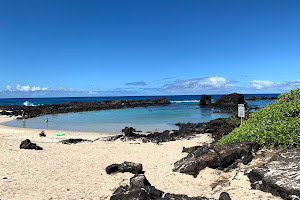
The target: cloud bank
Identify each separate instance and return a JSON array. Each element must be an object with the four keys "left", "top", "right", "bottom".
[
  {"left": 1, "top": 79, "right": 300, "bottom": 98},
  {"left": 247, "top": 80, "right": 300, "bottom": 91},
  {"left": 163, "top": 77, "right": 234, "bottom": 93}
]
